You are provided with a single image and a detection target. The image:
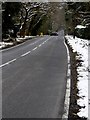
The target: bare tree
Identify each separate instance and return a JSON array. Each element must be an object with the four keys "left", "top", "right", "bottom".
[
  {"left": 19, "top": 2, "right": 65, "bottom": 37},
  {"left": 19, "top": 2, "right": 49, "bottom": 37}
]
